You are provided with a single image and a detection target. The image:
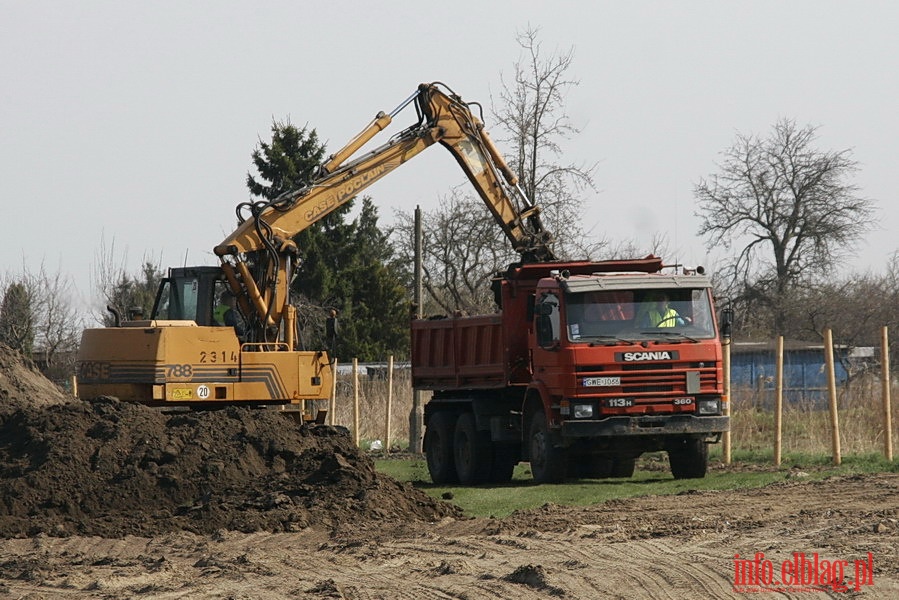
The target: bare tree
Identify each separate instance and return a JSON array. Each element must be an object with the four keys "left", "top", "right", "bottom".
[
  {"left": 695, "top": 118, "right": 876, "bottom": 333},
  {"left": 393, "top": 28, "right": 603, "bottom": 314},
  {"left": 394, "top": 189, "right": 514, "bottom": 315},
  {"left": 91, "top": 237, "right": 164, "bottom": 326},
  {"left": 806, "top": 252, "right": 899, "bottom": 369},
  {"left": 766, "top": 264, "right": 899, "bottom": 397},
  {"left": 492, "top": 26, "right": 601, "bottom": 259},
  {"left": 602, "top": 232, "right": 670, "bottom": 262},
  {"left": 30, "top": 265, "right": 82, "bottom": 379},
  {"left": 1, "top": 264, "right": 82, "bottom": 382}
]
